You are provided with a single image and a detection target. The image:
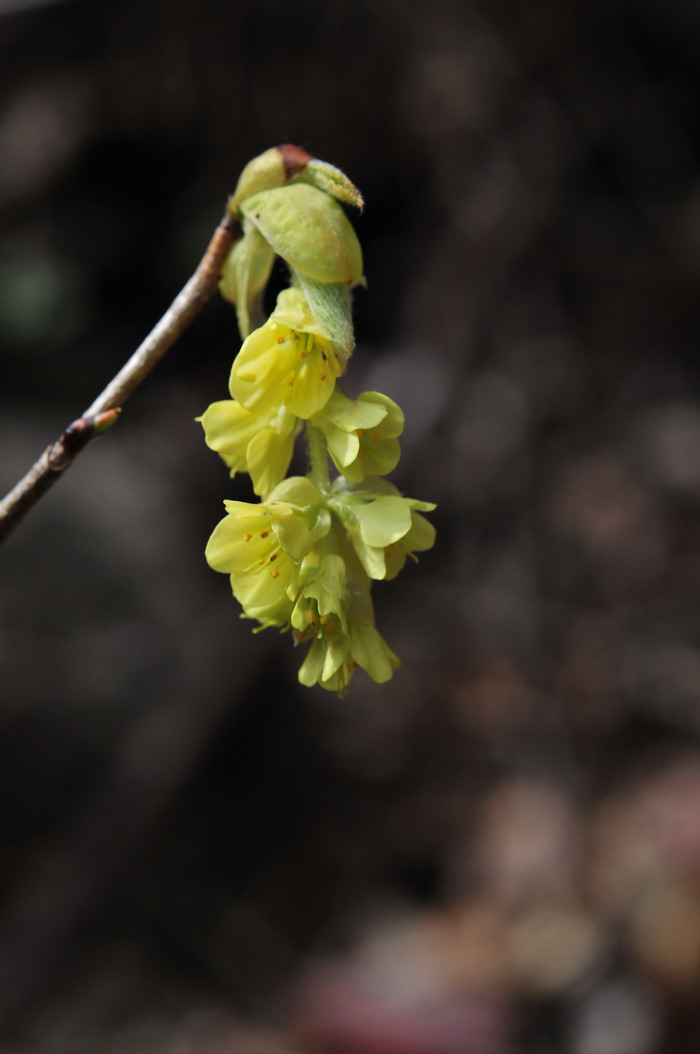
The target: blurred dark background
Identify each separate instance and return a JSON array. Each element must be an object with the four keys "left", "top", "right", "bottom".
[{"left": 3, "top": 0, "right": 700, "bottom": 1051}]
